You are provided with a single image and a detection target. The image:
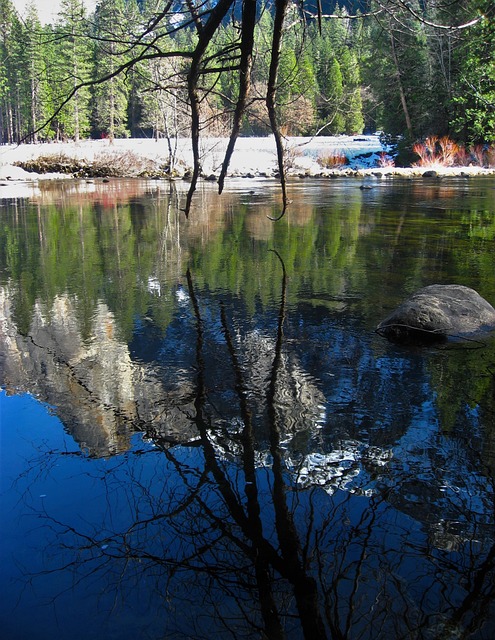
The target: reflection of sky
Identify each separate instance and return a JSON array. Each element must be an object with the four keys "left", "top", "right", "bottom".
[
  {"left": 125, "top": 292, "right": 495, "bottom": 549},
  {"left": 388, "top": 398, "right": 493, "bottom": 542},
  {"left": 2, "top": 174, "right": 495, "bottom": 637},
  {"left": 2, "top": 386, "right": 495, "bottom": 639},
  {"left": 3, "top": 269, "right": 493, "bottom": 550}
]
